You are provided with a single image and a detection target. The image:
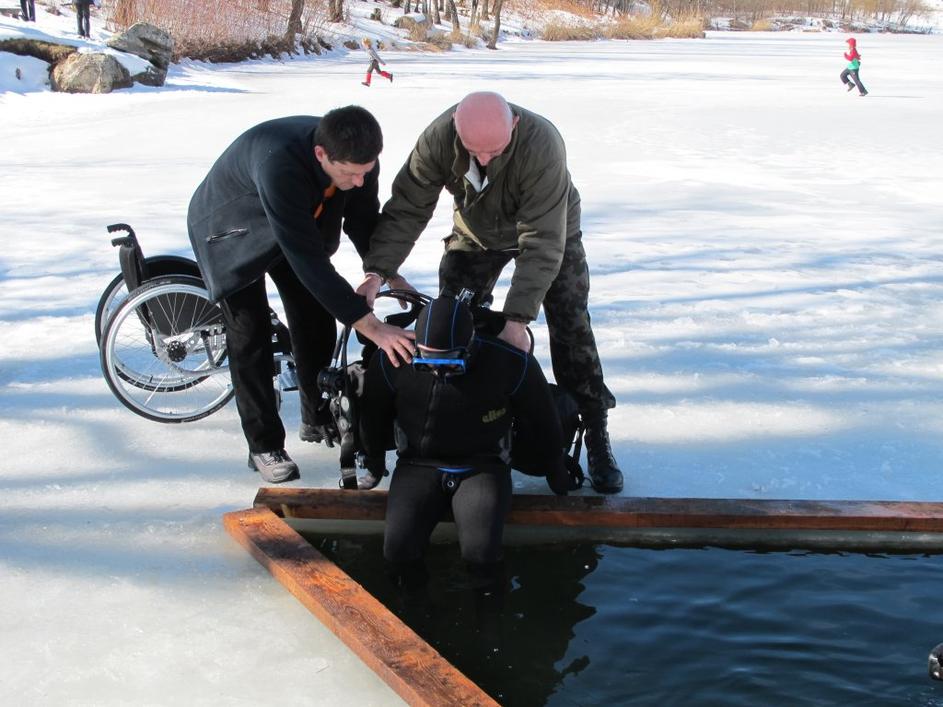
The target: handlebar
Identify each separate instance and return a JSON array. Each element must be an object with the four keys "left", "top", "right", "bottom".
[{"left": 107, "top": 223, "right": 136, "bottom": 248}]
